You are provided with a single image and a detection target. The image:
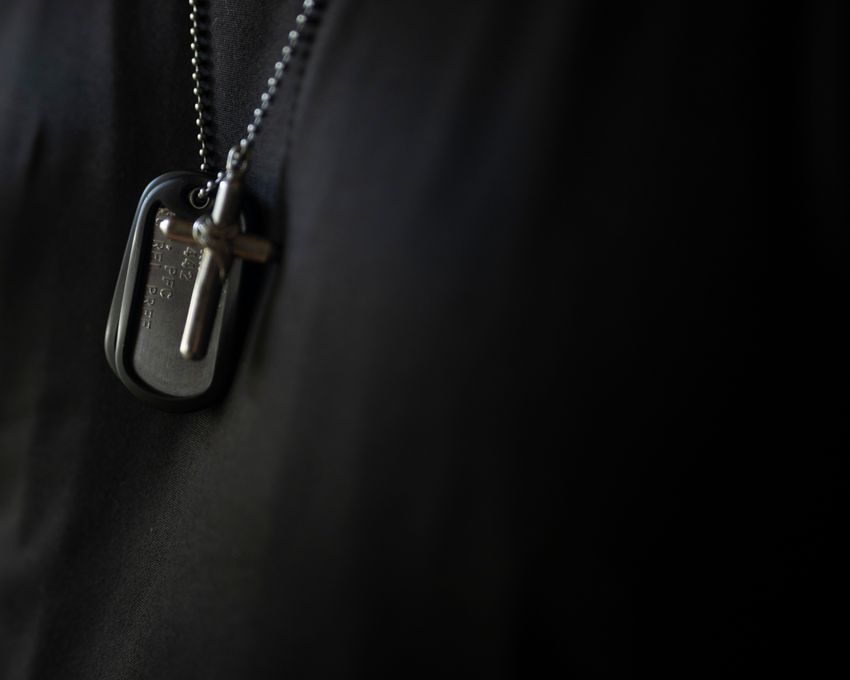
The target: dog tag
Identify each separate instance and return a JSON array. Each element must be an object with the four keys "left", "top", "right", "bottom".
[{"left": 104, "top": 172, "right": 243, "bottom": 411}]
